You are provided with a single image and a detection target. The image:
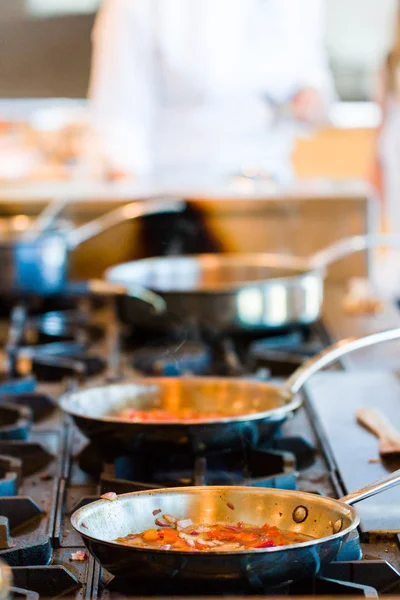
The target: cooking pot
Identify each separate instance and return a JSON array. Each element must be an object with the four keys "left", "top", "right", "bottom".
[{"left": 0, "top": 197, "right": 184, "bottom": 296}]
